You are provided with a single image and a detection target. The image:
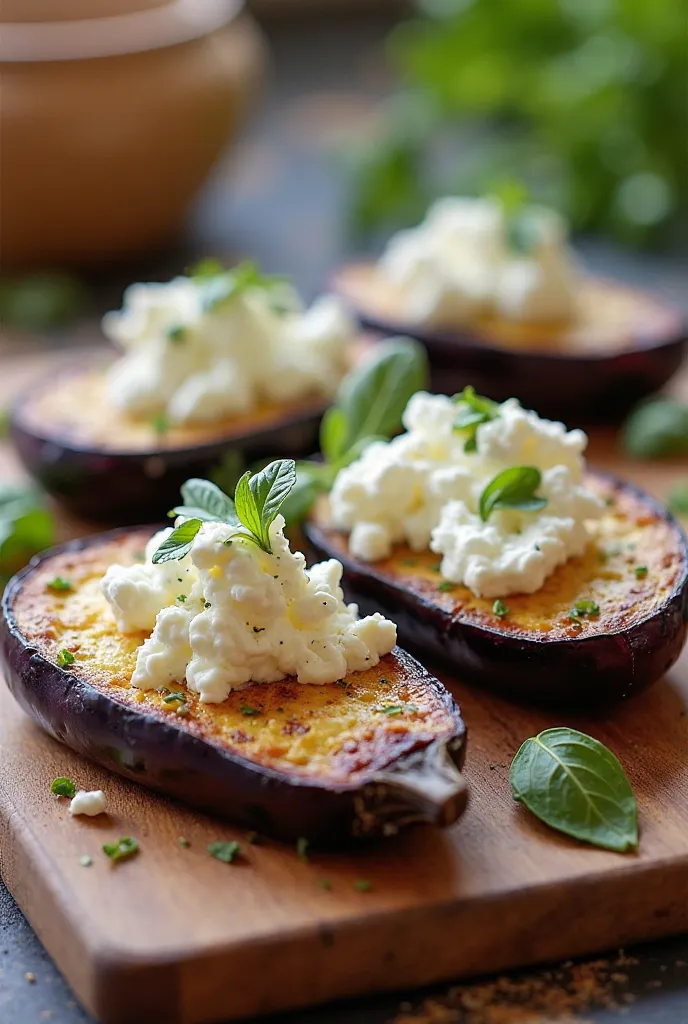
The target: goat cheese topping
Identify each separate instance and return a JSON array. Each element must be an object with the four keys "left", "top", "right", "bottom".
[
  {"left": 102, "top": 518, "right": 396, "bottom": 702},
  {"left": 329, "top": 392, "right": 603, "bottom": 598},
  {"left": 69, "top": 790, "right": 107, "bottom": 817},
  {"left": 103, "top": 268, "right": 356, "bottom": 425},
  {"left": 379, "top": 196, "right": 579, "bottom": 326}
]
